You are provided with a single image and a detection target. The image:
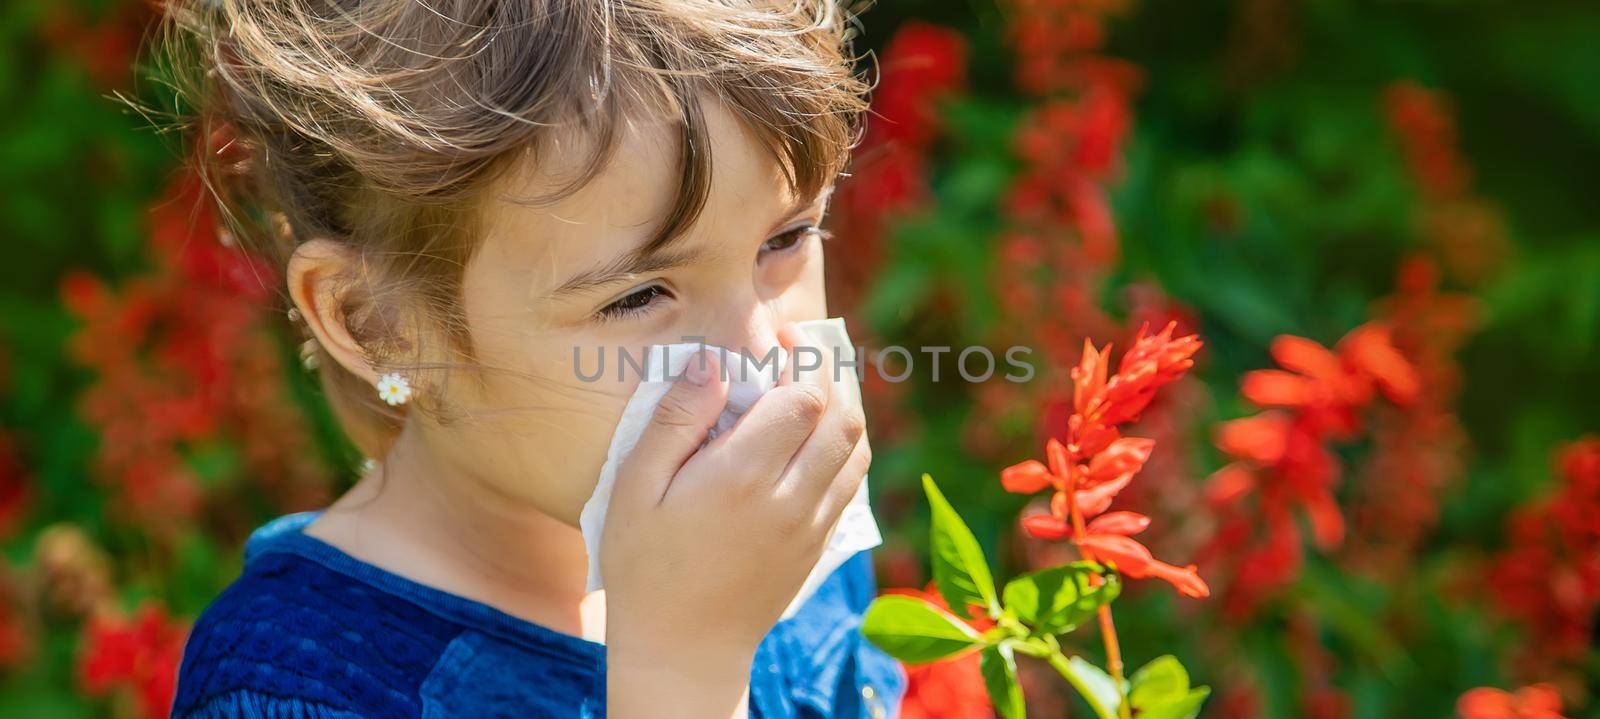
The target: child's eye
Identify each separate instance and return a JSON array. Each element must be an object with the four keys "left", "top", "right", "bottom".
[
  {"left": 596, "top": 284, "right": 671, "bottom": 321},
  {"left": 762, "top": 225, "right": 826, "bottom": 255}
]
